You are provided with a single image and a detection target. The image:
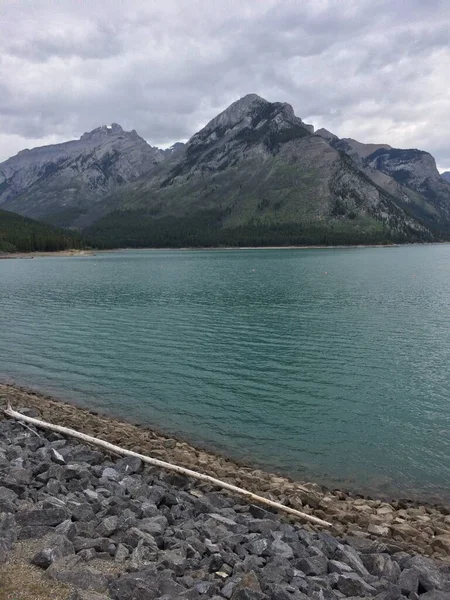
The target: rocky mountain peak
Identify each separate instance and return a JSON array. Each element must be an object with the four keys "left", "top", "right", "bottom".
[
  {"left": 186, "top": 94, "right": 313, "bottom": 156},
  {"left": 80, "top": 123, "right": 125, "bottom": 142},
  {"left": 316, "top": 128, "right": 339, "bottom": 142}
]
